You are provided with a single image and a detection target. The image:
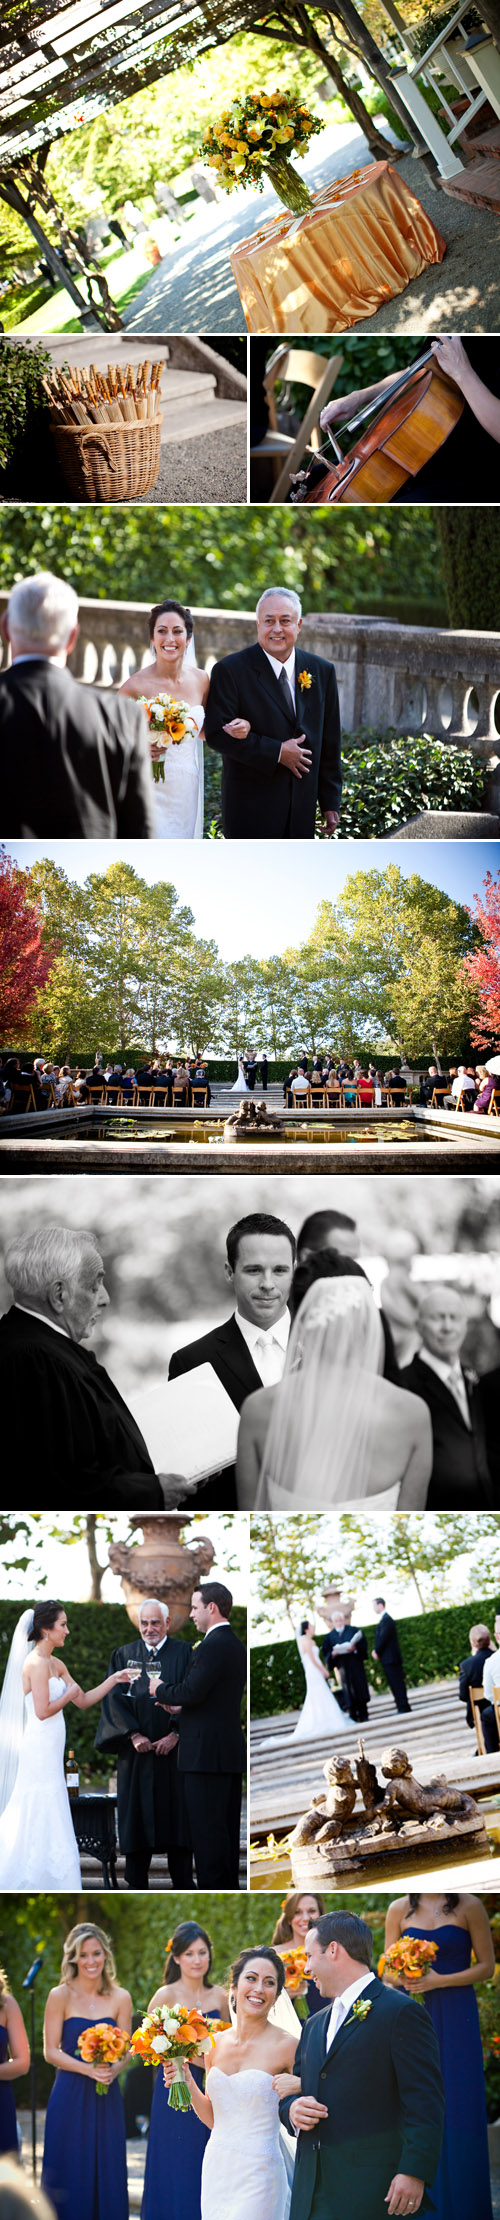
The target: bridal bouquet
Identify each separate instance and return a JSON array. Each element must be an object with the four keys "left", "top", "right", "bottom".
[
  {"left": 130, "top": 2003, "right": 215, "bottom": 2110},
  {"left": 201, "top": 90, "right": 324, "bottom": 215},
  {"left": 378, "top": 1938, "right": 439, "bottom": 1984},
  {"left": 76, "top": 2022, "right": 130, "bottom": 2094},
  {"left": 137, "top": 694, "right": 199, "bottom": 782},
  {"left": 280, "top": 1945, "right": 308, "bottom": 2016}
]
